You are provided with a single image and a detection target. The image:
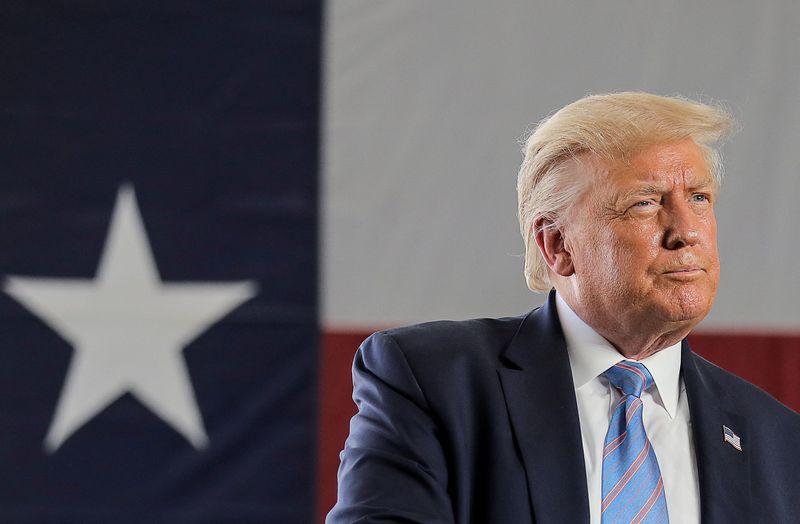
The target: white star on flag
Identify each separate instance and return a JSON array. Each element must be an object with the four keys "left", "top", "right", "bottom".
[{"left": 3, "top": 185, "right": 257, "bottom": 452}]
